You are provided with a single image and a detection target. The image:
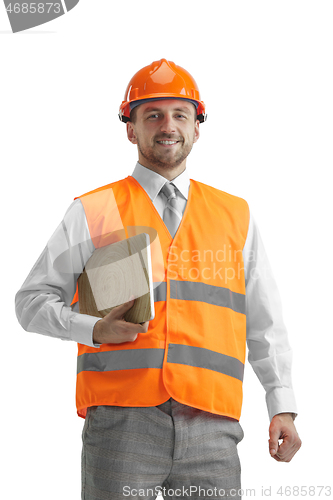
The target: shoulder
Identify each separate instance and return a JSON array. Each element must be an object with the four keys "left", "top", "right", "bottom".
[
  {"left": 190, "top": 178, "right": 249, "bottom": 212},
  {"left": 74, "top": 177, "right": 129, "bottom": 200}
]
